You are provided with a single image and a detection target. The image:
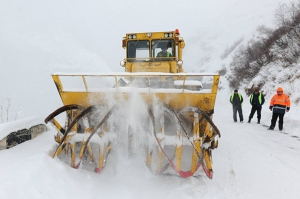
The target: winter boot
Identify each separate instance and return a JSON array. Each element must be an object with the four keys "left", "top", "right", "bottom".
[
  {"left": 257, "top": 119, "right": 260, "bottom": 124},
  {"left": 268, "top": 126, "right": 274, "bottom": 130},
  {"left": 279, "top": 124, "right": 283, "bottom": 131},
  {"left": 247, "top": 118, "right": 251, "bottom": 123}
]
